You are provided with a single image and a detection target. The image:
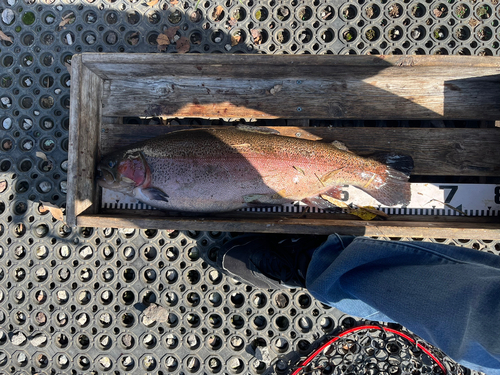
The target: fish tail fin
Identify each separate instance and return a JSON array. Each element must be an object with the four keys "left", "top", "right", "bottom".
[{"left": 361, "top": 154, "right": 414, "bottom": 206}]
